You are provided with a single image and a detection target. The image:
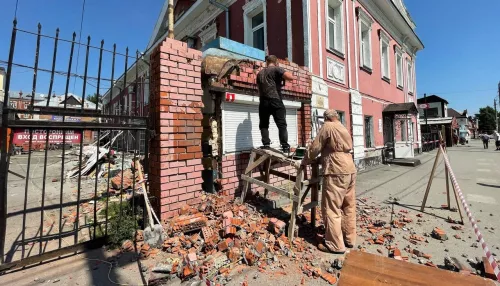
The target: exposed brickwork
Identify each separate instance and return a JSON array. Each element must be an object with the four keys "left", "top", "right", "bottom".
[
  {"left": 208, "top": 58, "right": 312, "bottom": 101},
  {"left": 205, "top": 56, "right": 313, "bottom": 198},
  {"left": 149, "top": 38, "right": 205, "bottom": 220}
]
